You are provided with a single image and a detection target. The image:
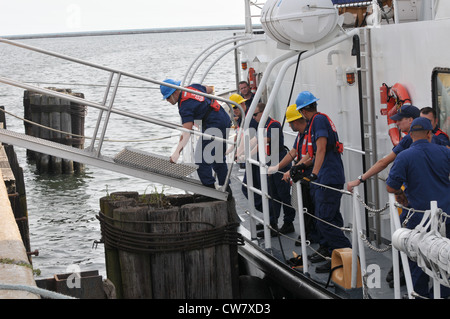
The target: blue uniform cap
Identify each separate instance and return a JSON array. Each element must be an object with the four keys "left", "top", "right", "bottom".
[
  {"left": 390, "top": 104, "right": 420, "bottom": 121},
  {"left": 160, "top": 79, "right": 181, "bottom": 100},
  {"left": 409, "top": 117, "right": 433, "bottom": 132}
]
